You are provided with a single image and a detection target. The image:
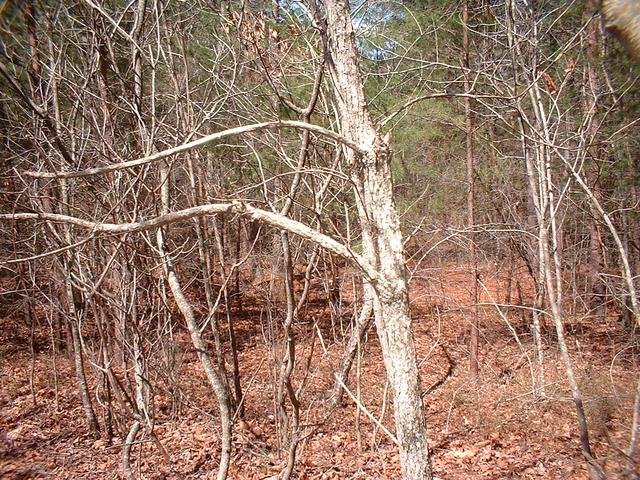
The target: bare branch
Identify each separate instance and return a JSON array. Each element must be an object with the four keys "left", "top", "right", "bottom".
[
  {"left": 24, "top": 121, "right": 367, "bottom": 179},
  {"left": 0, "top": 202, "right": 380, "bottom": 286}
]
